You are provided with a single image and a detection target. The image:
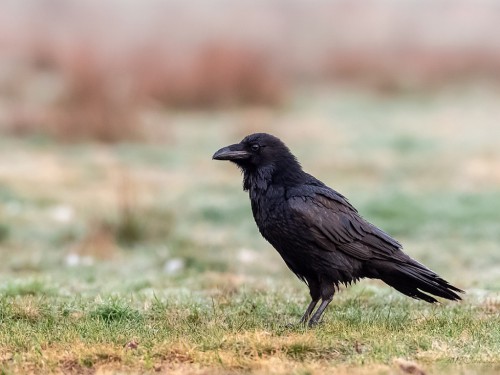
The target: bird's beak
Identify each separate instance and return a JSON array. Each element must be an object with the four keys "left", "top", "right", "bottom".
[{"left": 212, "top": 143, "right": 251, "bottom": 161}]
